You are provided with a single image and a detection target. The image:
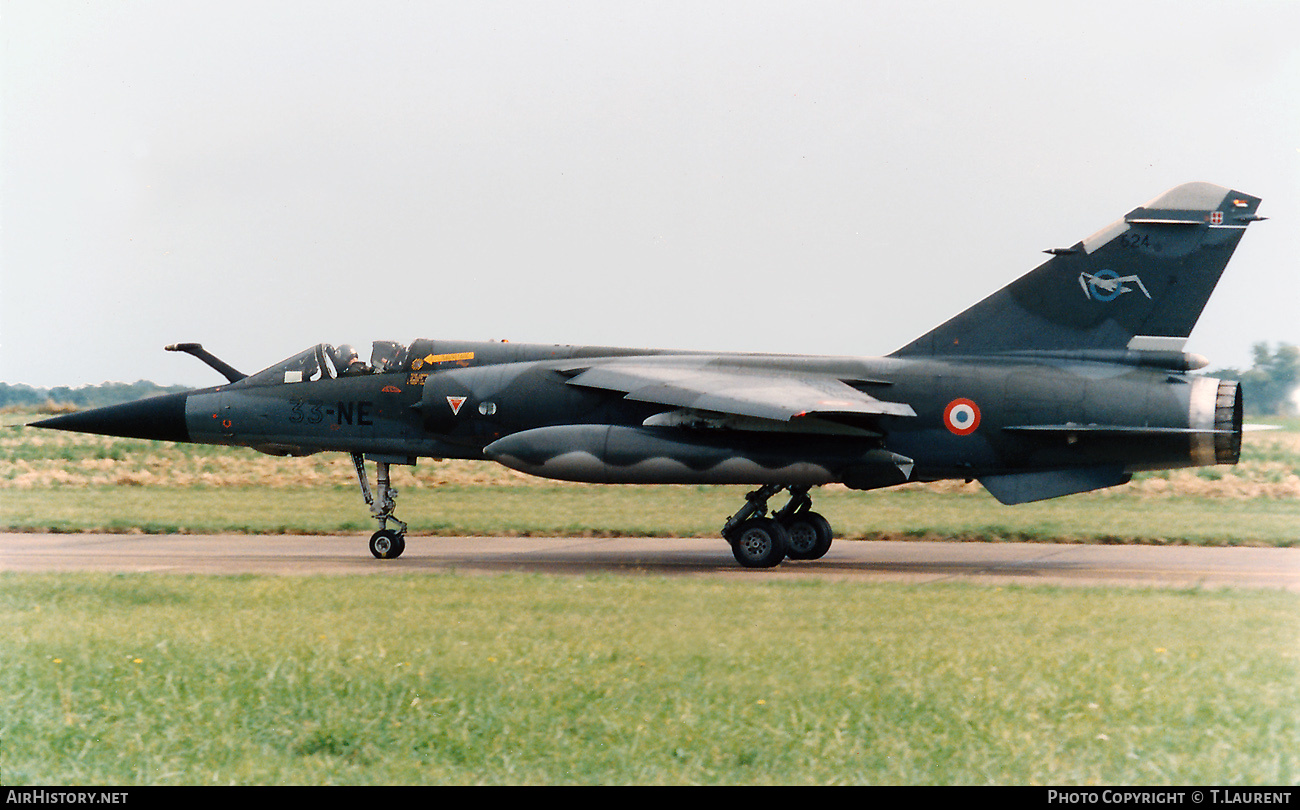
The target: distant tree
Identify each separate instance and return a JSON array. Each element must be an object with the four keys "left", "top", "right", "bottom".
[
  {"left": 0, "top": 383, "right": 47, "bottom": 410},
  {"left": 1210, "top": 342, "right": 1299, "bottom": 416},
  {"left": 0, "top": 380, "right": 190, "bottom": 411}
]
